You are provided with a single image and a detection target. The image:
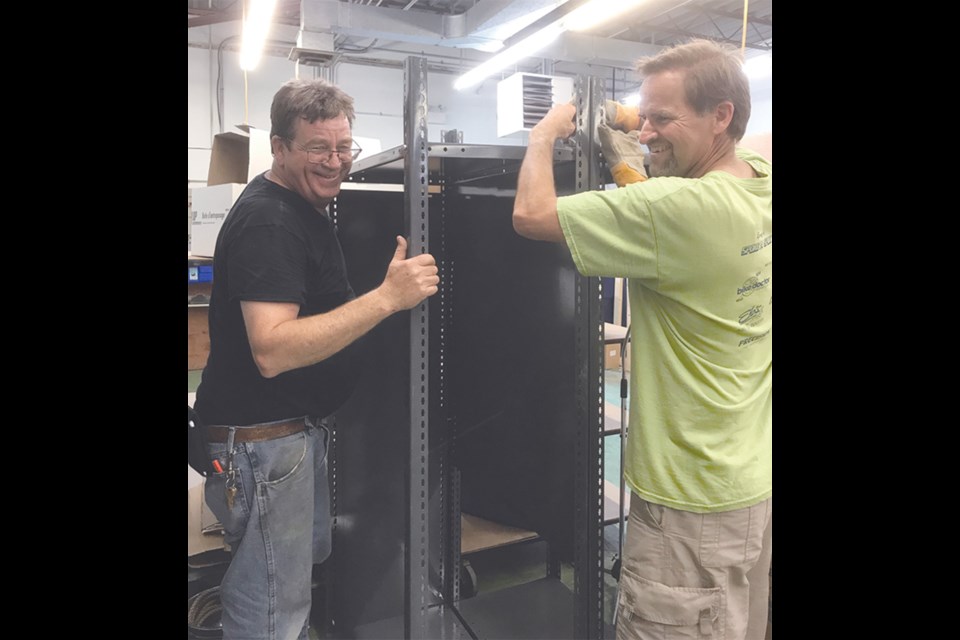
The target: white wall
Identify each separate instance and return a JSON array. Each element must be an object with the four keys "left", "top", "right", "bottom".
[{"left": 746, "top": 75, "right": 772, "bottom": 136}]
